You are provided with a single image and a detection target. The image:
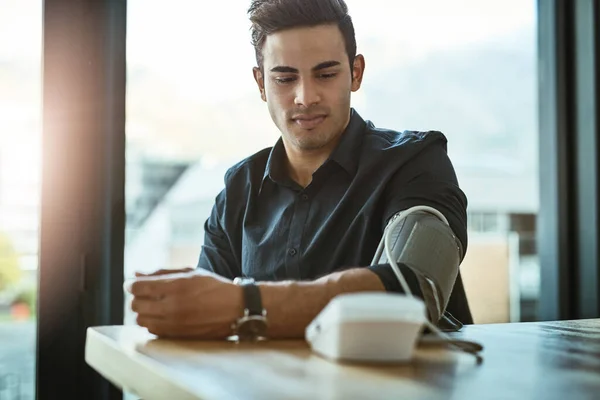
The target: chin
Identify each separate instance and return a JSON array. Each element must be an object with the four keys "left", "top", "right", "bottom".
[
  {"left": 294, "top": 136, "right": 332, "bottom": 151},
  {"left": 284, "top": 122, "right": 336, "bottom": 150}
]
